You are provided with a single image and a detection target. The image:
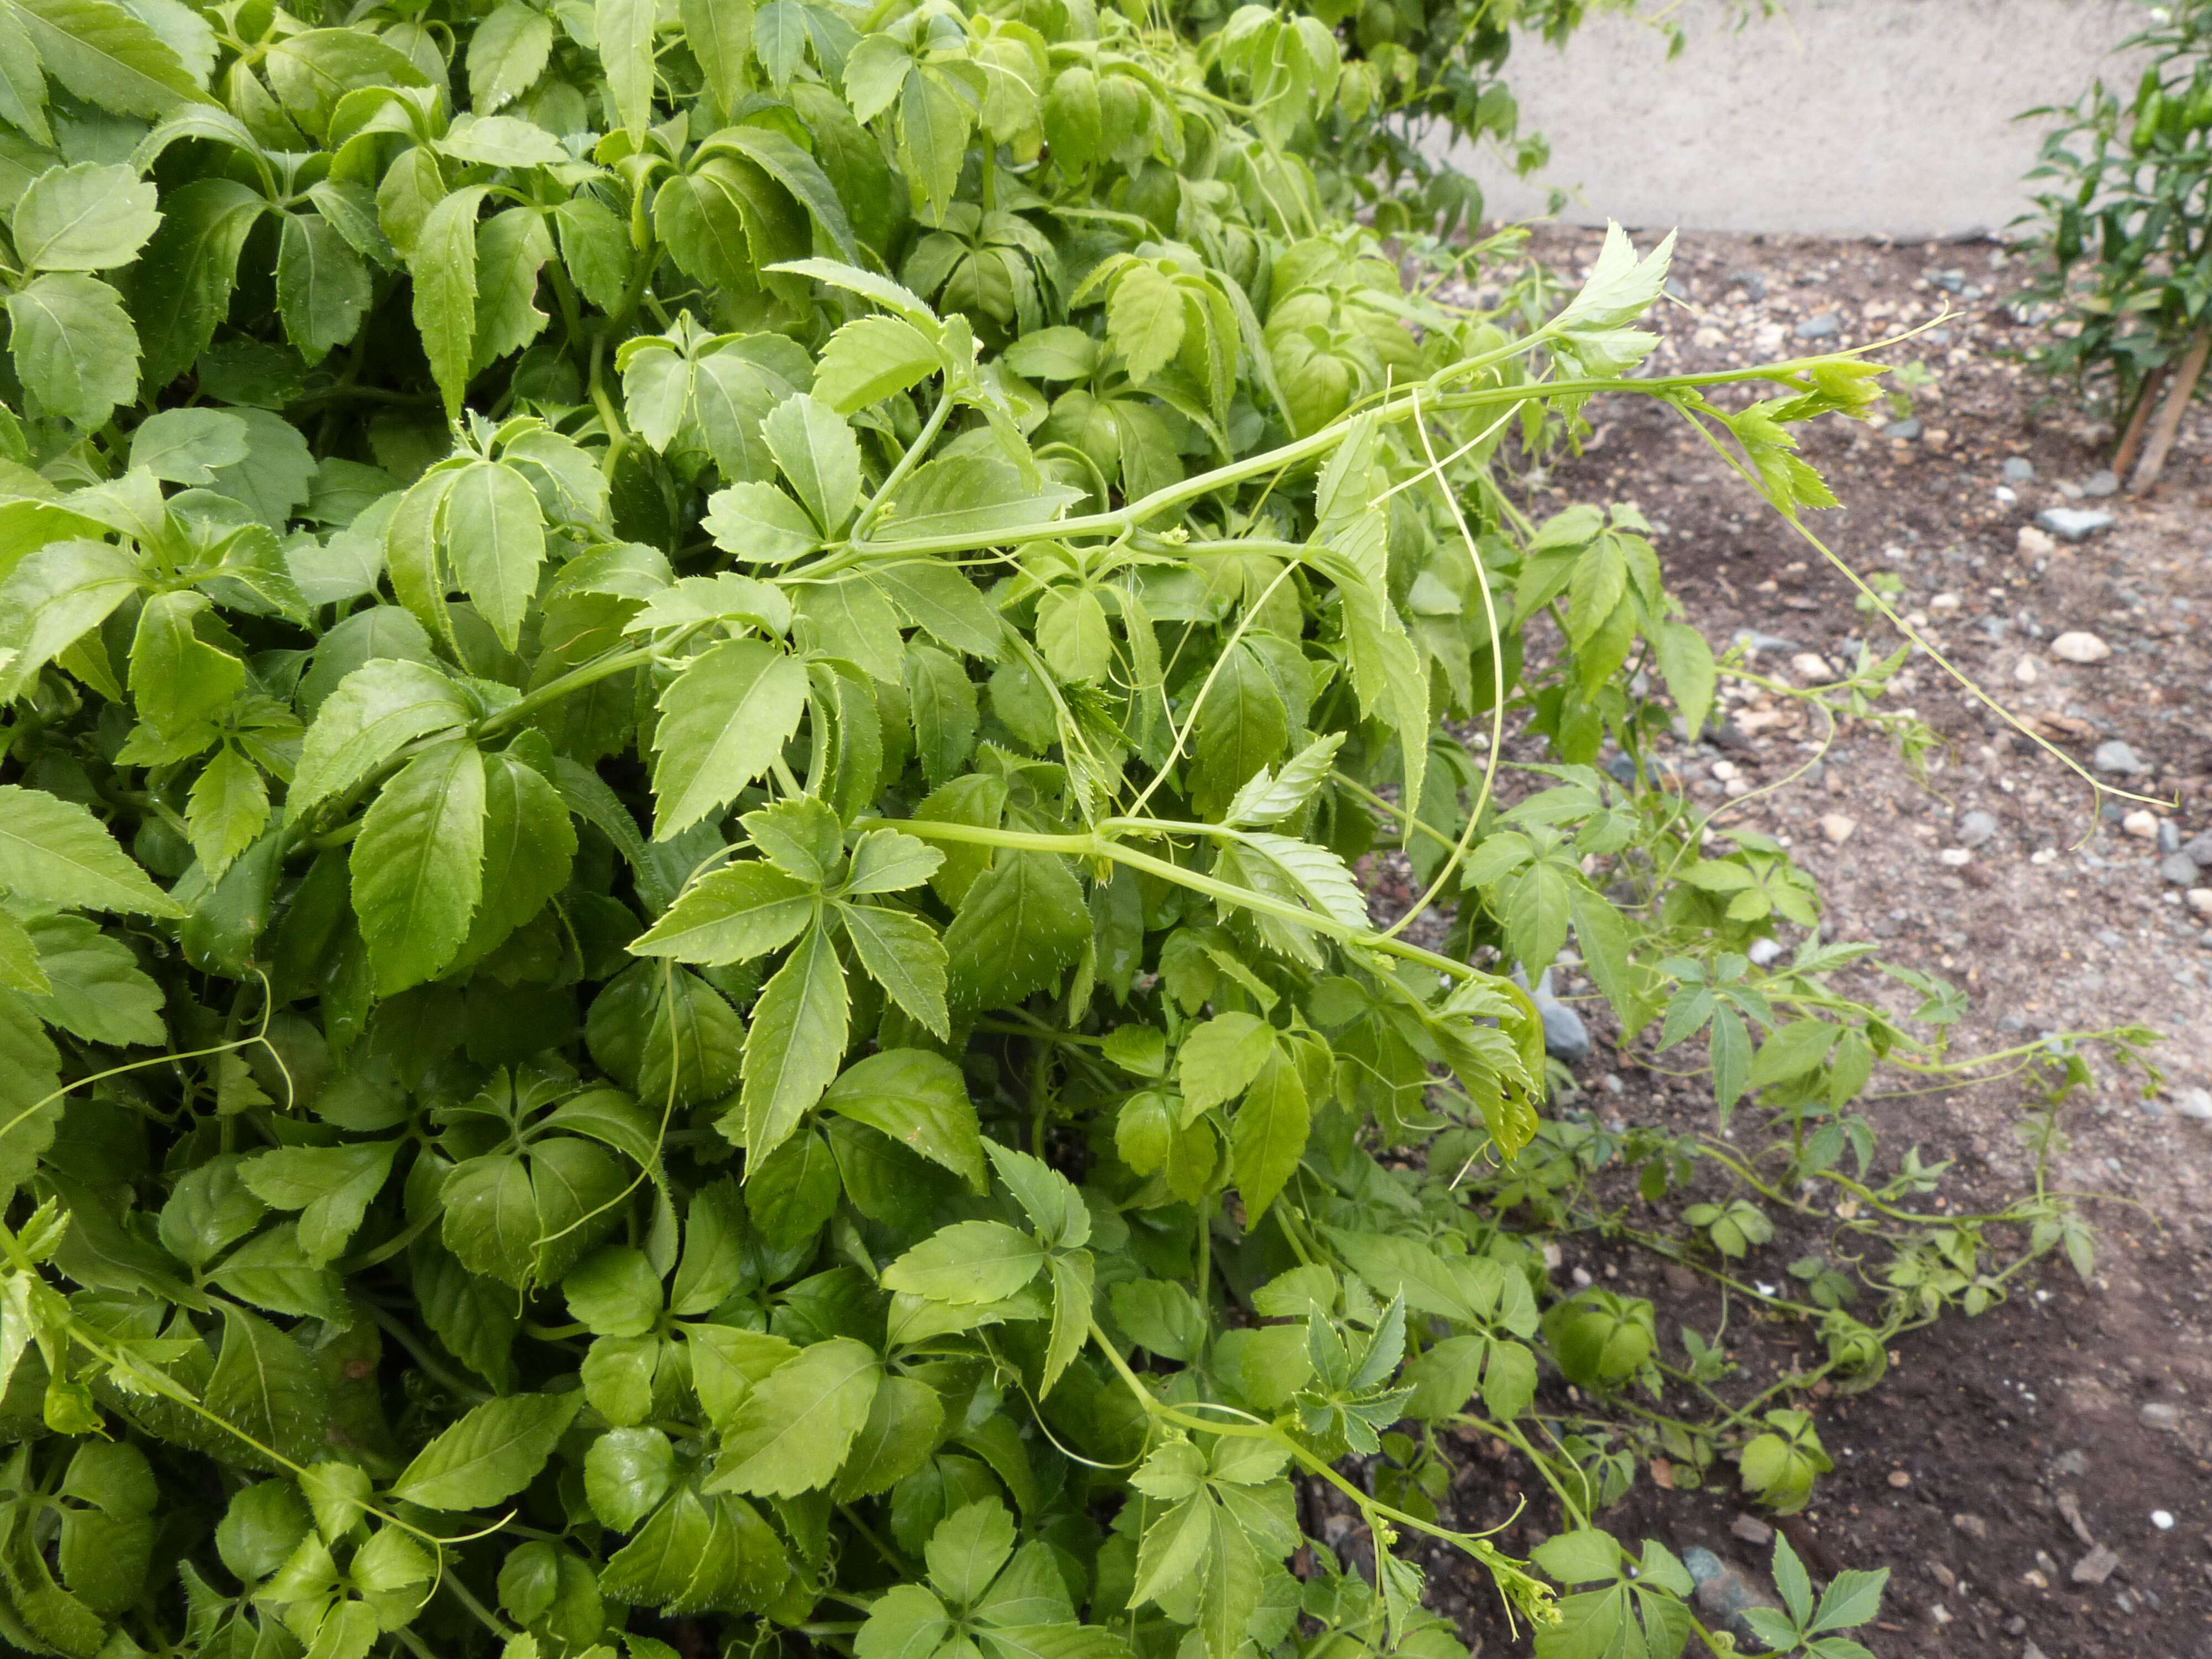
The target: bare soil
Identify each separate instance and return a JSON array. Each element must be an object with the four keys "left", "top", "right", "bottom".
[{"left": 1375, "top": 226, "right": 2212, "bottom": 1659}]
